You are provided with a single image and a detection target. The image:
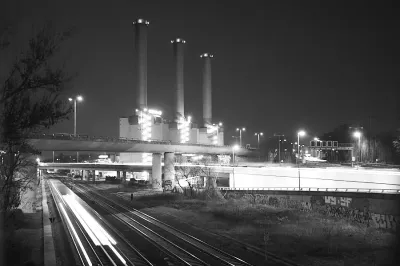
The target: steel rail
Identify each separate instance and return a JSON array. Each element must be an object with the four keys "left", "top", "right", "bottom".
[
  {"left": 82, "top": 184, "right": 255, "bottom": 266},
  {"left": 48, "top": 179, "right": 103, "bottom": 266},
  {"left": 50, "top": 180, "right": 126, "bottom": 266},
  {"left": 71, "top": 186, "right": 154, "bottom": 266},
  {"left": 111, "top": 187, "right": 304, "bottom": 266},
  {"left": 74, "top": 184, "right": 207, "bottom": 266}
]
